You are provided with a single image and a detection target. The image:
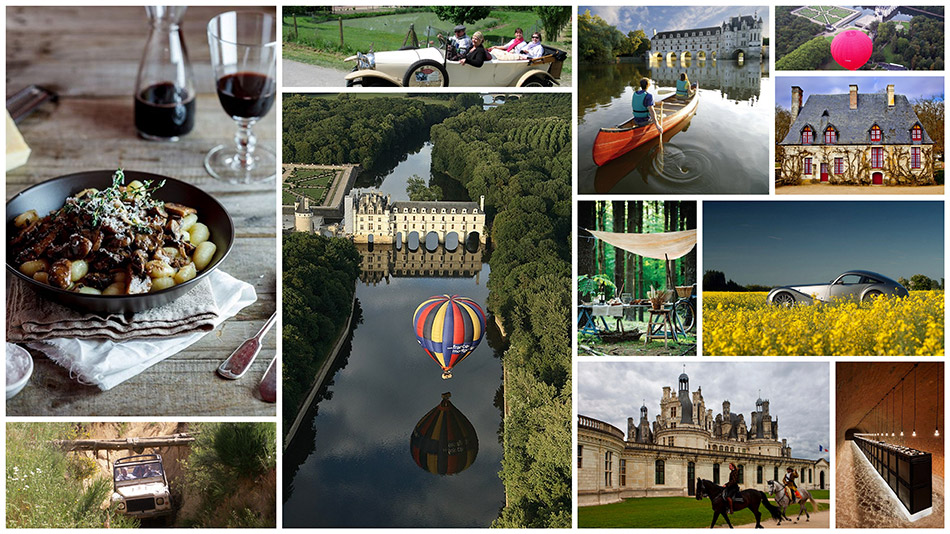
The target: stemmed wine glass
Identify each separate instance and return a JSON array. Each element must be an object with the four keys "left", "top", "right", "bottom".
[{"left": 205, "top": 11, "right": 277, "bottom": 183}]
